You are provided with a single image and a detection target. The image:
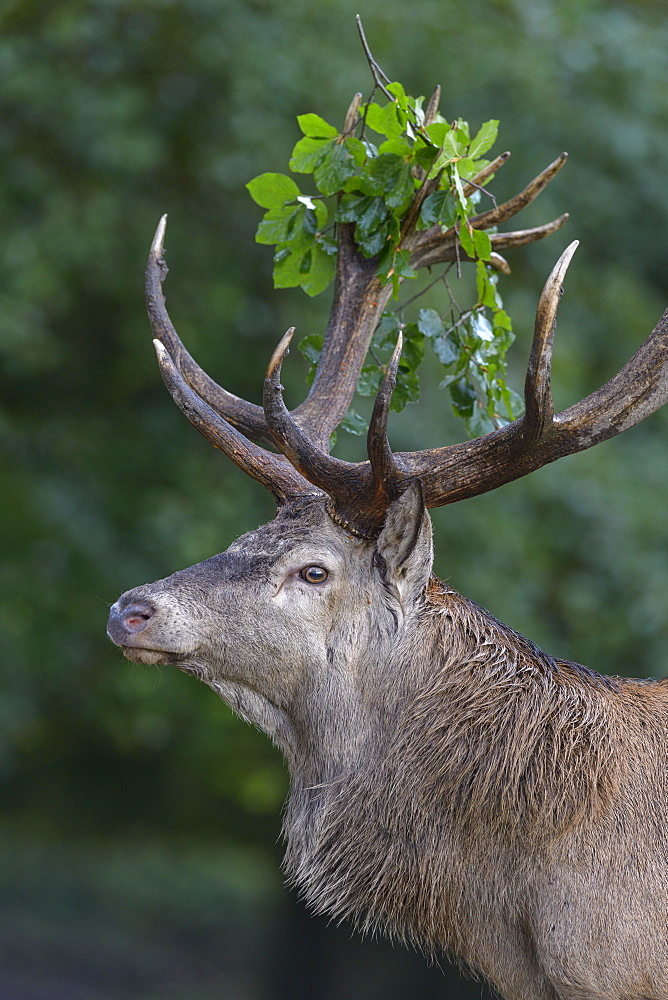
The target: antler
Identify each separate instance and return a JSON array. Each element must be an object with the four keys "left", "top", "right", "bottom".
[
  {"left": 144, "top": 85, "right": 666, "bottom": 536},
  {"left": 260, "top": 243, "right": 668, "bottom": 531},
  {"left": 147, "top": 226, "right": 668, "bottom": 536}
]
